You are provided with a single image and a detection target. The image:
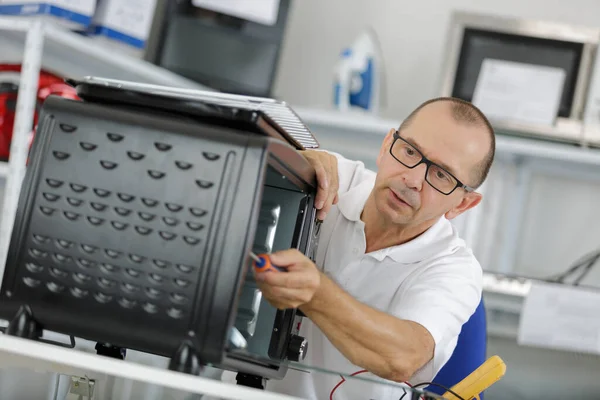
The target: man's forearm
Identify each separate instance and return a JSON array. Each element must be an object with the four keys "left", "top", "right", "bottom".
[
  {"left": 299, "top": 272, "right": 434, "bottom": 382},
  {"left": 302, "top": 301, "right": 402, "bottom": 379}
]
